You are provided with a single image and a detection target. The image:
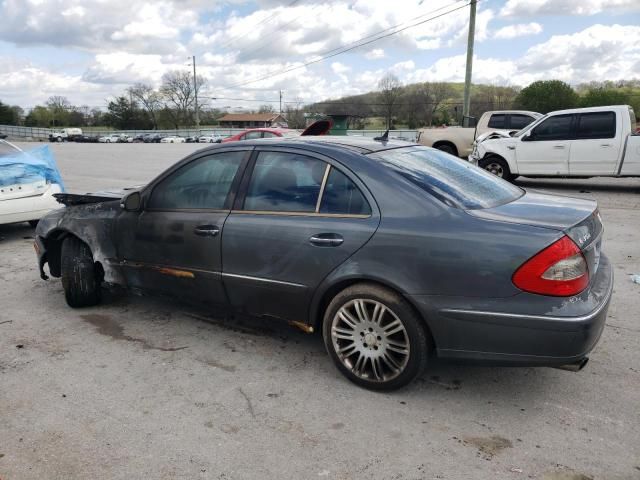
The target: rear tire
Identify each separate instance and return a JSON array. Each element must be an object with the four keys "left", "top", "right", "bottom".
[
  {"left": 28, "top": 220, "right": 39, "bottom": 228},
  {"left": 323, "top": 283, "right": 429, "bottom": 391},
  {"left": 60, "top": 236, "right": 101, "bottom": 308},
  {"left": 479, "top": 155, "right": 513, "bottom": 182},
  {"left": 434, "top": 143, "right": 457, "bottom": 156}
]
